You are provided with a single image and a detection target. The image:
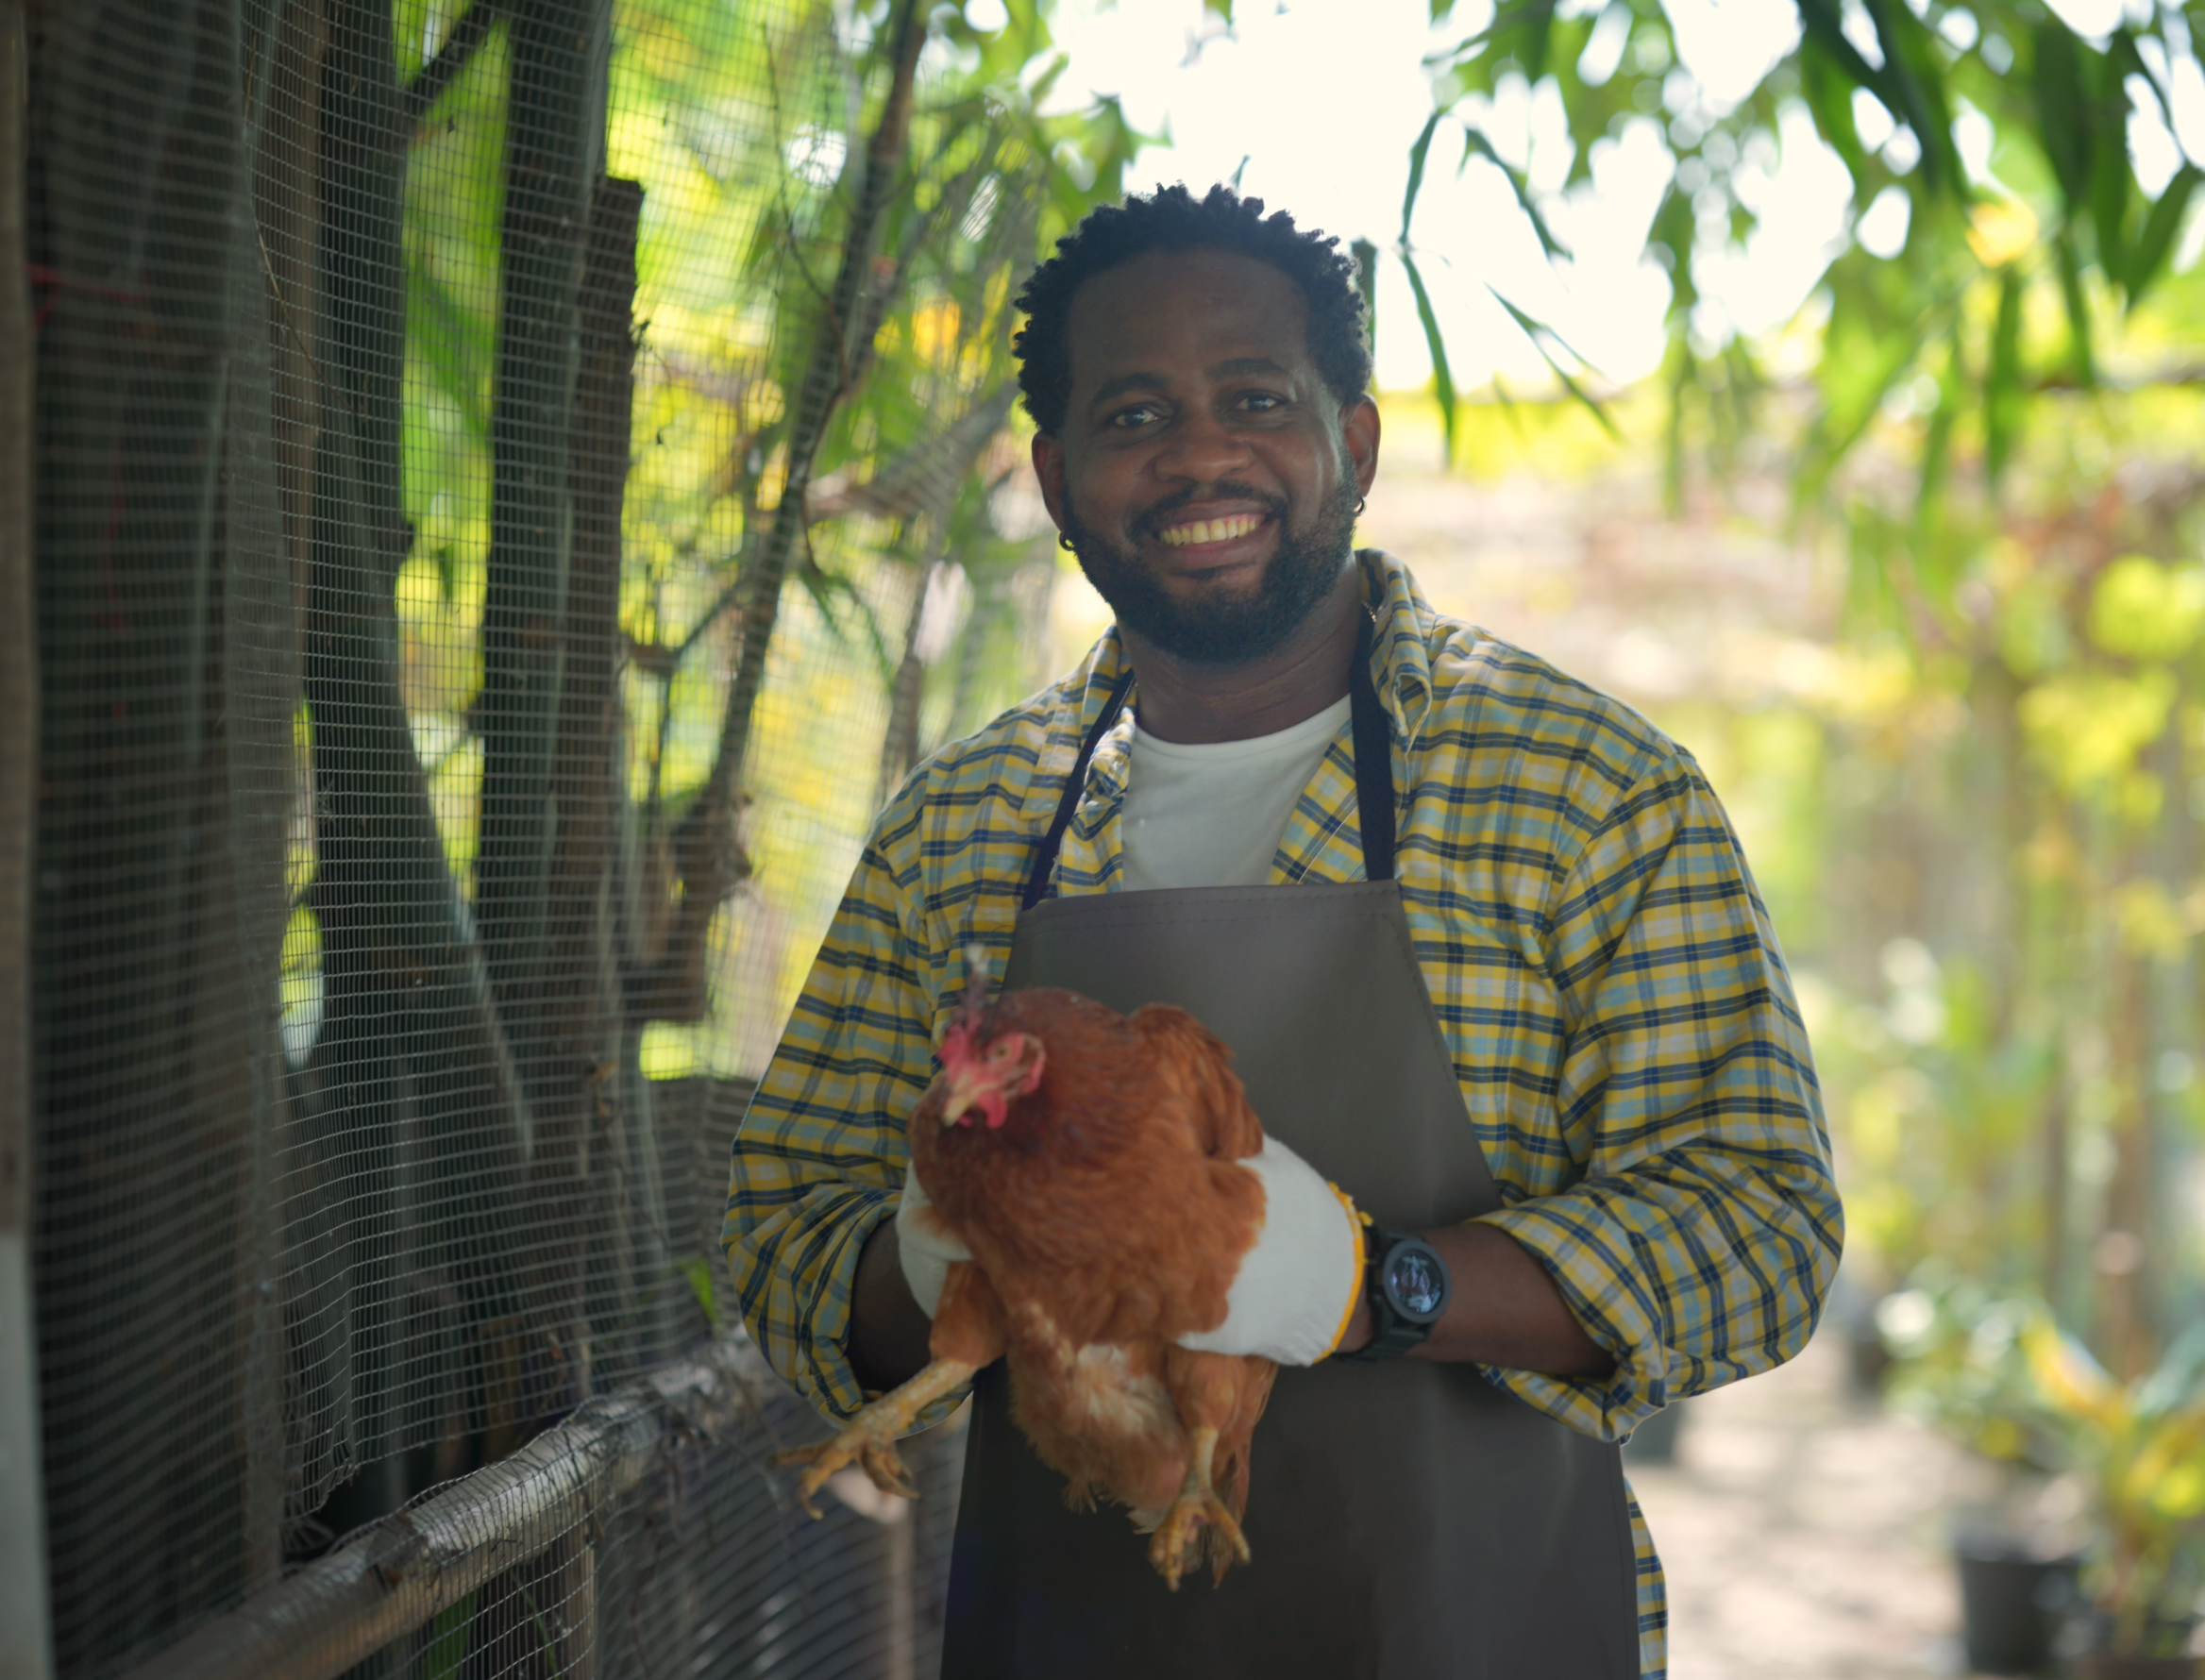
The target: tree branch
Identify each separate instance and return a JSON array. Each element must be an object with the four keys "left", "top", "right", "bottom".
[{"left": 401, "top": 0, "right": 505, "bottom": 134}]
